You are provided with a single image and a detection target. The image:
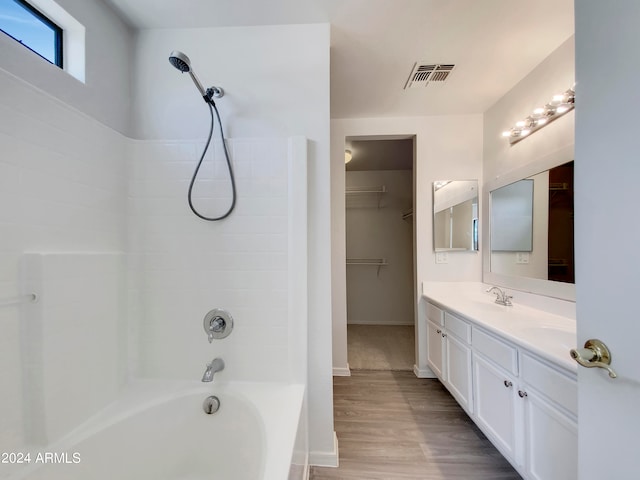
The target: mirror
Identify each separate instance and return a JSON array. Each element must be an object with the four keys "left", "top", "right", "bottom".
[
  {"left": 483, "top": 147, "right": 575, "bottom": 301},
  {"left": 433, "top": 180, "right": 478, "bottom": 251},
  {"left": 490, "top": 179, "right": 533, "bottom": 252}
]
